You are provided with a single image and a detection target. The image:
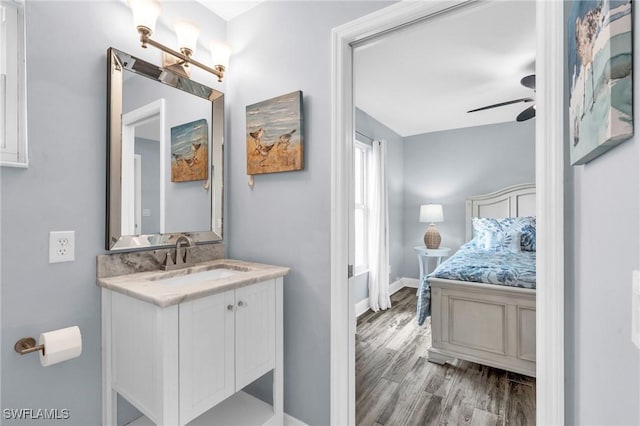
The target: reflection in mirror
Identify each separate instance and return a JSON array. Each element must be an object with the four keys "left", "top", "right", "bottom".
[
  {"left": 122, "top": 99, "right": 164, "bottom": 236},
  {"left": 107, "top": 48, "right": 224, "bottom": 250}
]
